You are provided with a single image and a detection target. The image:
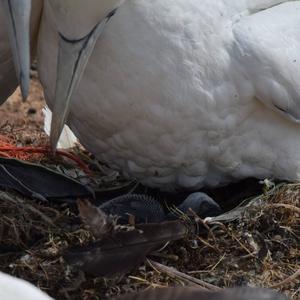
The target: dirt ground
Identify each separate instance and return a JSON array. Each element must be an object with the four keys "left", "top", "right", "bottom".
[
  {"left": 0, "top": 77, "right": 299, "bottom": 300},
  {"left": 0, "top": 75, "right": 47, "bottom": 146}
]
